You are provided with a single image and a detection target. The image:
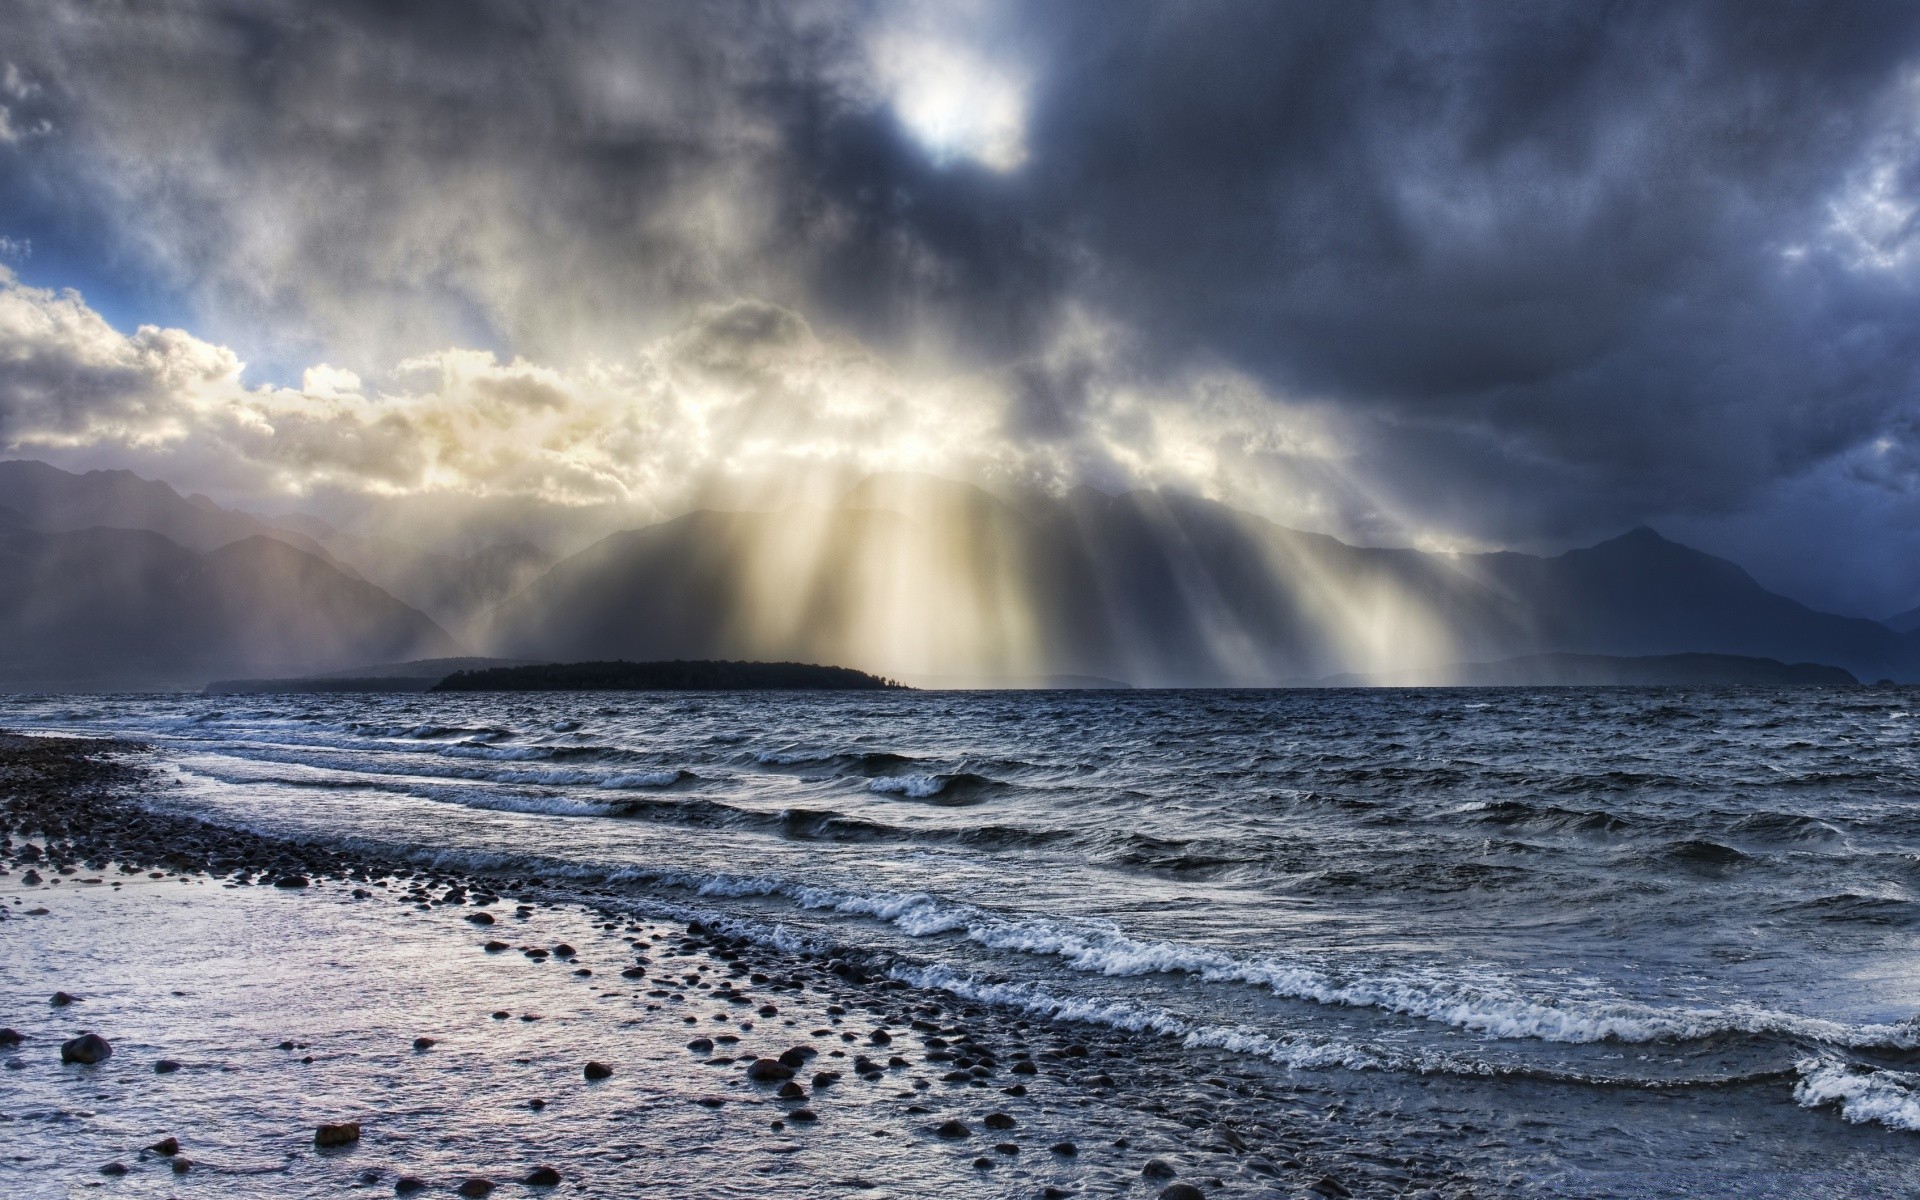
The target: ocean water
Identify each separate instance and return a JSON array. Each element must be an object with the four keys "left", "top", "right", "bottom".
[{"left": 6, "top": 686, "right": 1920, "bottom": 1193}]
